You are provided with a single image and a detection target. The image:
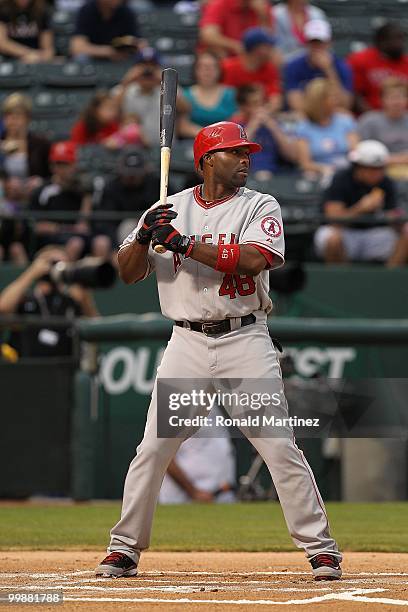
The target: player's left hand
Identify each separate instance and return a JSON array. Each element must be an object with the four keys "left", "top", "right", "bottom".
[{"left": 151, "top": 223, "right": 192, "bottom": 254}]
